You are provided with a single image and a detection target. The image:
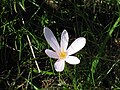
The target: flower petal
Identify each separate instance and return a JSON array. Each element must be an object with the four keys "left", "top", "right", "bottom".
[
  {"left": 66, "top": 56, "right": 80, "bottom": 64},
  {"left": 45, "top": 49, "right": 58, "bottom": 59},
  {"left": 54, "top": 60, "right": 65, "bottom": 72},
  {"left": 44, "top": 27, "right": 60, "bottom": 52},
  {"left": 67, "top": 37, "right": 86, "bottom": 55},
  {"left": 60, "top": 30, "right": 69, "bottom": 51}
]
